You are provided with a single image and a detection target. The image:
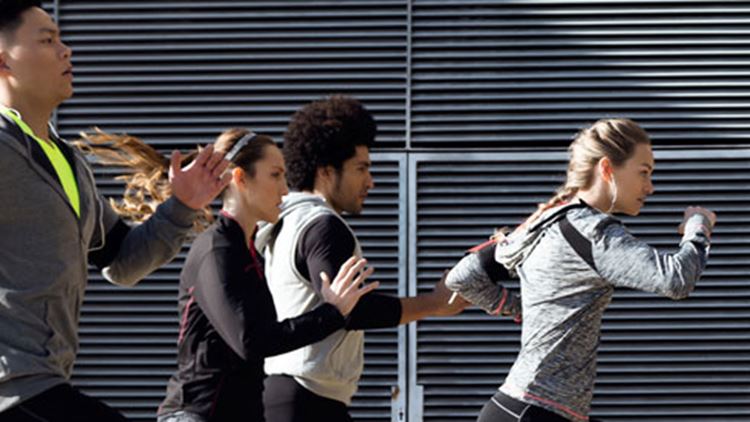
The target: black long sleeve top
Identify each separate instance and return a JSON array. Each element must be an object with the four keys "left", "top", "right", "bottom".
[
  {"left": 294, "top": 214, "right": 402, "bottom": 330},
  {"left": 159, "top": 214, "right": 345, "bottom": 421}
]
